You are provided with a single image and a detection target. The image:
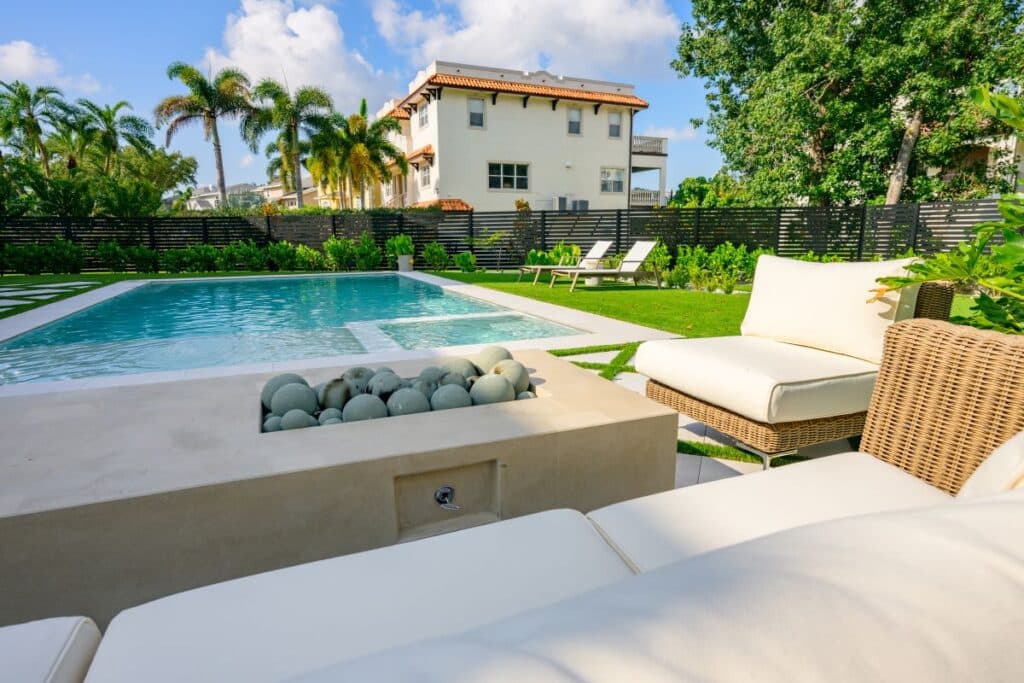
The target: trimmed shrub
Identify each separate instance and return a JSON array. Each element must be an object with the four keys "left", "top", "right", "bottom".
[
  {"left": 354, "top": 231, "right": 382, "bottom": 271},
  {"left": 96, "top": 240, "right": 129, "bottom": 272},
  {"left": 266, "top": 241, "right": 297, "bottom": 271},
  {"left": 421, "top": 241, "right": 449, "bottom": 270},
  {"left": 162, "top": 248, "right": 188, "bottom": 273},
  {"left": 48, "top": 237, "right": 84, "bottom": 274},
  {"left": 454, "top": 250, "right": 477, "bottom": 272},
  {"left": 323, "top": 236, "right": 356, "bottom": 271},
  {"left": 295, "top": 244, "right": 326, "bottom": 271},
  {"left": 385, "top": 233, "right": 414, "bottom": 267},
  {"left": 182, "top": 244, "right": 219, "bottom": 272},
  {"left": 127, "top": 246, "right": 160, "bottom": 273}
]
